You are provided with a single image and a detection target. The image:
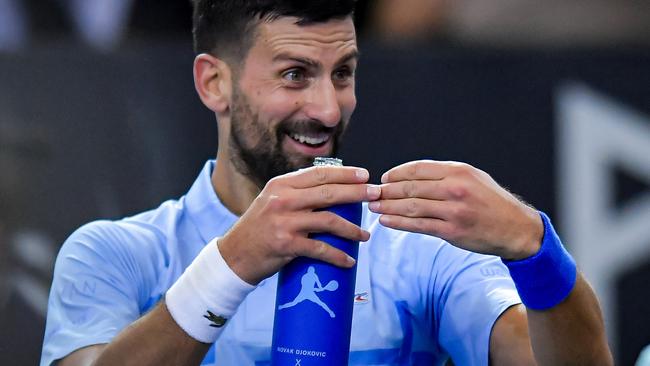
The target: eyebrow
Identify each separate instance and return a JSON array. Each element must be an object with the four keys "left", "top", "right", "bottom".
[{"left": 272, "top": 50, "right": 360, "bottom": 68}]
